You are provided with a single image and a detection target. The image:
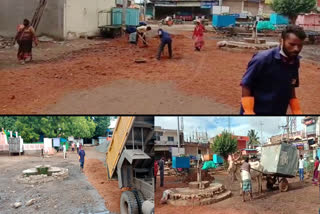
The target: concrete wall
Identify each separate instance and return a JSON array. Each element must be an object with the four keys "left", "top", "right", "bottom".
[
  {"left": 222, "top": 0, "right": 273, "bottom": 16},
  {"left": 64, "top": 0, "right": 116, "bottom": 39},
  {"left": 184, "top": 145, "right": 209, "bottom": 156},
  {"left": 0, "top": 0, "right": 65, "bottom": 39}
]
